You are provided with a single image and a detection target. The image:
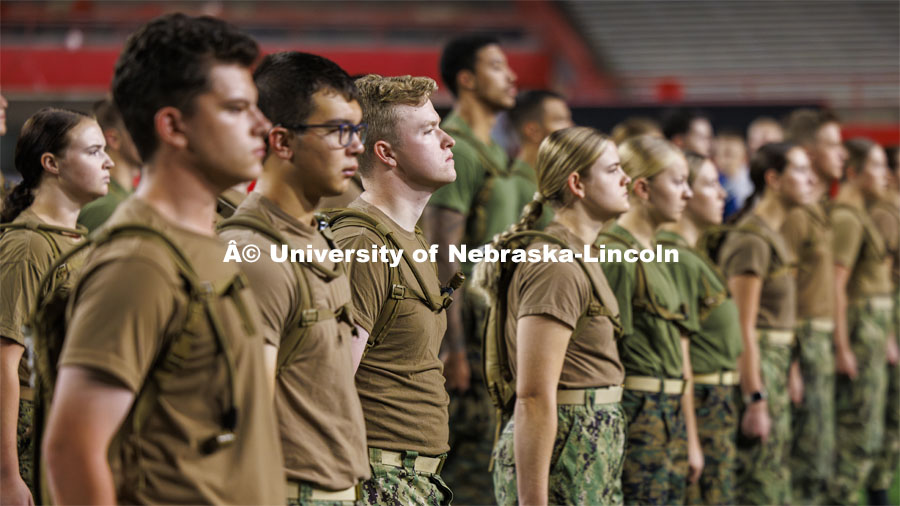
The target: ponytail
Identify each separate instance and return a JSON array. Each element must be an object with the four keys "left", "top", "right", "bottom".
[
  {"left": 729, "top": 141, "right": 796, "bottom": 224},
  {"left": 1, "top": 181, "right": 38, "bottom": 222}
]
